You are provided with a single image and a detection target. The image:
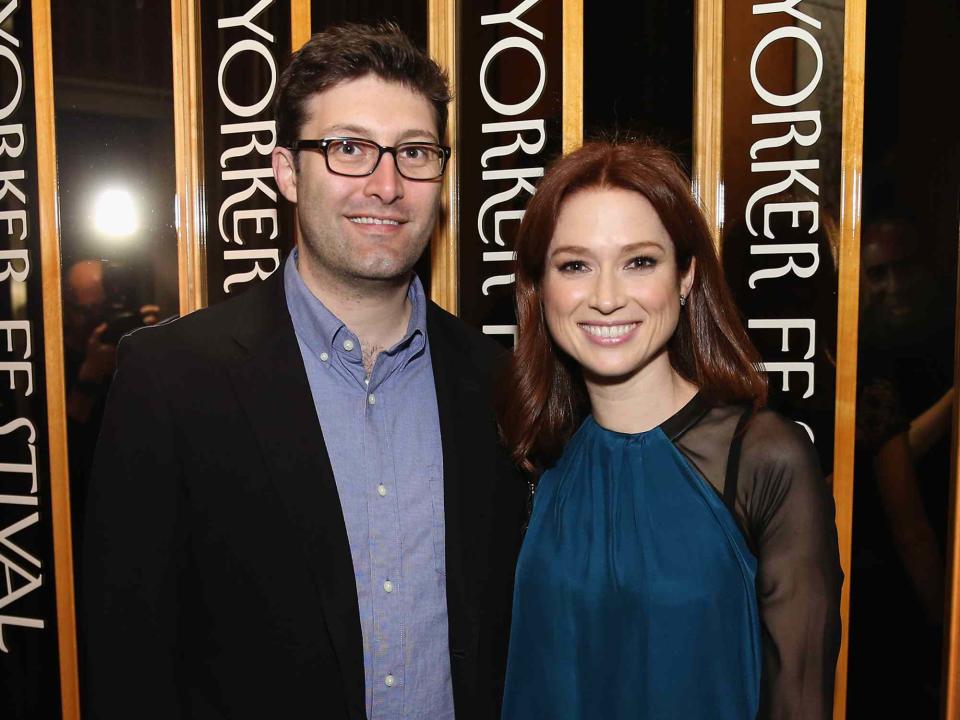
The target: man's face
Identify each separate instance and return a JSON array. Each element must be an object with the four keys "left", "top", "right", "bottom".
[
  {"left": 64, "top": 260, "right": 106, "bottom": 348},
  {"left": 861, "top": 222, "right": 930, "bottom": 330},
  {"left": 273, "top": 75, "right": 442, "bottom": 290}
]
